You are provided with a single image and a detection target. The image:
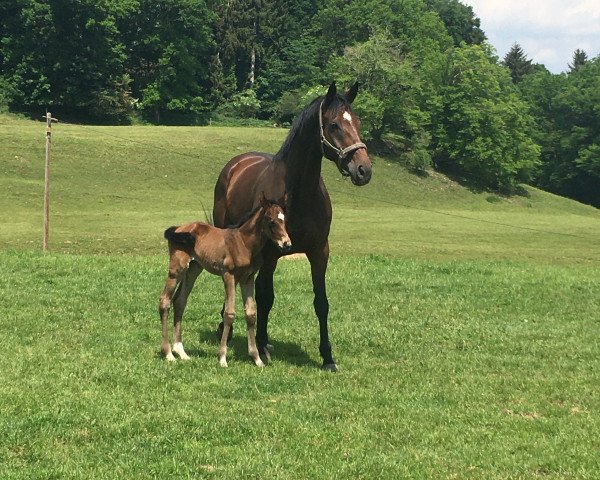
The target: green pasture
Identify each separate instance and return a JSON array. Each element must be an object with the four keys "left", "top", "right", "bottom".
[{"left": 1, "top": 114, "right": 599, "bottom": 478}]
